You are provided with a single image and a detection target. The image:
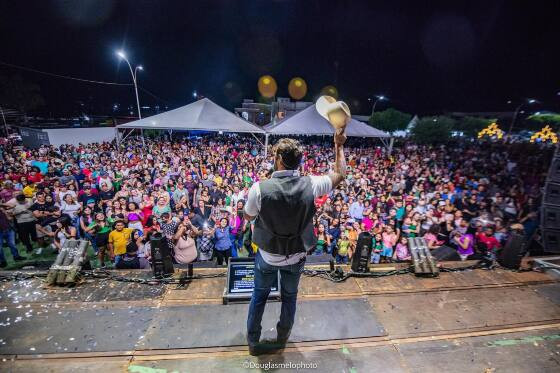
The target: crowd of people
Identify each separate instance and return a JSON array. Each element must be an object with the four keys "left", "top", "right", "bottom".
[{"left": 0, "top": 134, "right": 552, "bottom": 269}]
